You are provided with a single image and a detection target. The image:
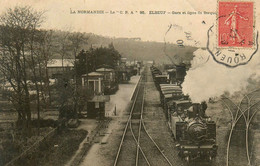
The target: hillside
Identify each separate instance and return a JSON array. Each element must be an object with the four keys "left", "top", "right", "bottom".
[
  {"left": 86, "top": 34, "right": 197, "bottom": 64},
  {"left": 52, "top": 31, "right": 197, "bottom": 65}
]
